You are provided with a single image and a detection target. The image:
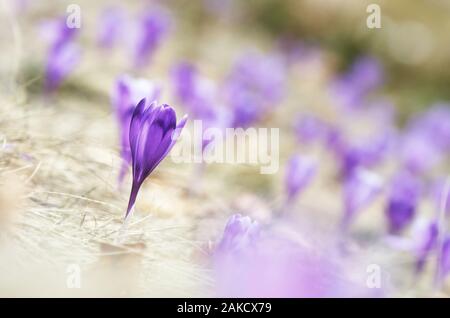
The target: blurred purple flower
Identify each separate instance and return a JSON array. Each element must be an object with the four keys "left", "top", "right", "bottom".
[
  {"left": 41, "top": 18, "right": 80, "bottom": 94},
  {"left": 415, "top": 221, "right": 438, "bottom": 273},
  {"left": 171, "top": 61, "right": 229, "bottom": 155},
  {"left": 40, "top": 18, "right": 77, "bottom": 50},
  {"left": 125, "top": 100, "right": 187, "bottom": 217},
  {"left": 228, "top": 93, "right": 262, "bottom": 128},
  {"left": 97, "top": 7, "right": 124, "bottom": 48},
  {"left": 294, "top": 114, "right": 327, "bottom": 144},
  {"left": 324, "top": 125, "right": 346, "bottom": 155},
  {"left": 215, "top": 214, "right": 261, "bottom": 254},
  {"left": 342, "top": 168, "right": 383, "bottom": 230},
  {"left": 385, "top": 171, "right": 421, "bottom": 234},
  {"left": 439, "top": 237, "right": 450, "bottom": 281},
  {"left": 335, "top": 131, "right": 393, "bottom": 179},
  {"left": 400, "top": 104, "right": 450, "bottom": 174},
  {"left": 225, "top": 51, "right": 286, "bottom": 127},
  {"left": 133, "top": 9, "right": 170, "bottom": 68},
  {"left": 171, "top": 62, "right": 196, "bottom": 104},
  {"left": 400, "top": 129, "right": 443, "bottom": 175},
  {"left": 171, "top": 62, "right": 218, "bottom": 119},
  {"left": 44, "top": 43, "right": 81, "bottom": 94},
  {"left": 284, "top": 155, "right": 317, "bottom": 203},
  {"left": 408, "top": 103, "right": 450, "bottom": 152},
  {"left": 432, "top": 179, "right": 450, "bottom": 216},
  {"left": 331, "top": 56, "right": 384, "bottom": 110},
  {"left": 112, "top": 75, "right": 161, "bottom": 184}
]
